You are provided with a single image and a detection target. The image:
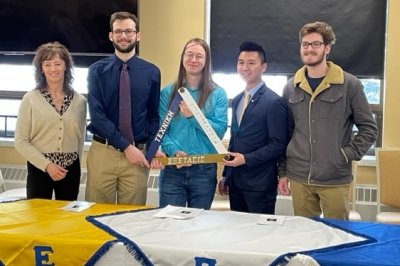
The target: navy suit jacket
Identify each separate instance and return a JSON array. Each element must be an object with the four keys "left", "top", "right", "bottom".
[{"left": 224, "top": 84, "right": 289, "bottom": 192}]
